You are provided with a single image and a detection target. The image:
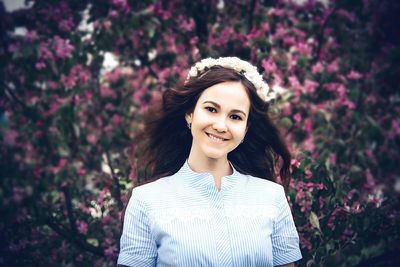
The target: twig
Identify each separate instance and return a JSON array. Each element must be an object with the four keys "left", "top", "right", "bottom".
[
  {"left": 62, "top": 186, "right": 78, "bottom": 236},
  {"left": 105, "top": 150, "right": 124, "bottom": 210},
  {"left": 315, "top": 5, "right": 338, "bottom": 61},
  {"left": 46, "top": 217, "right": 104, "bottom": 256},
  {"left": 247, "top": 0, "right": 257, "bottom": 34}
]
